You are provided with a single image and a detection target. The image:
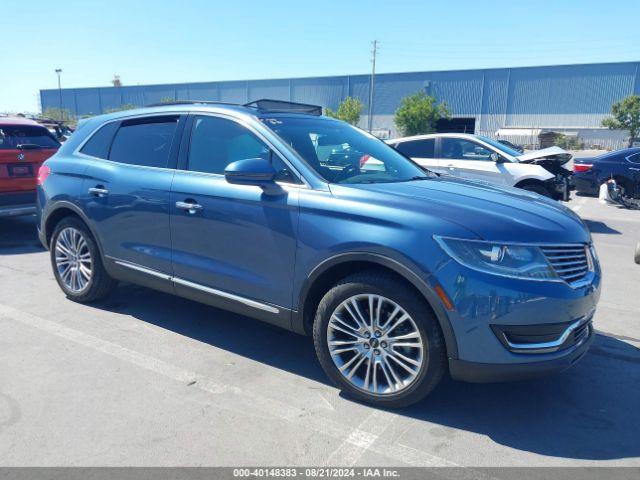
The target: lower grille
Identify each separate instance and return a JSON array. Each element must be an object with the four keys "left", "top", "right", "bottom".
[
  {"left": 541, "top": 245, "right": 591, "bottom": 285},
  {"left": 491, "top": 315, "right": 593, "bottom": 354}
]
